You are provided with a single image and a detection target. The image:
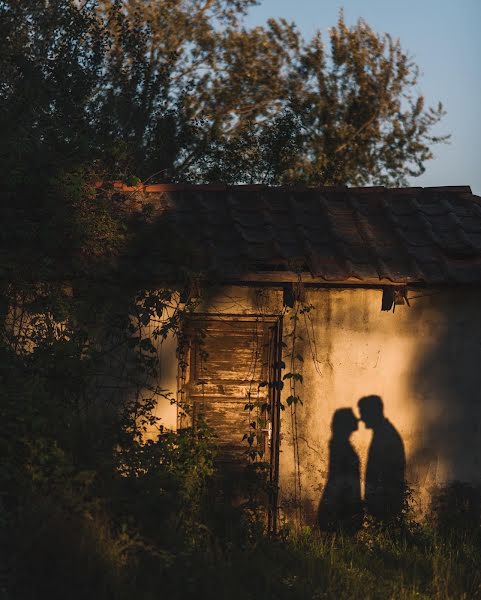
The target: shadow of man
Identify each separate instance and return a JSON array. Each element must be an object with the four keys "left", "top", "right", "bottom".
[
  {"left": 358, "top": 395, "right": 406, "bottom": 521},
  {"left": 318, "top": 408, "right": 363, "bottom": 533}
]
